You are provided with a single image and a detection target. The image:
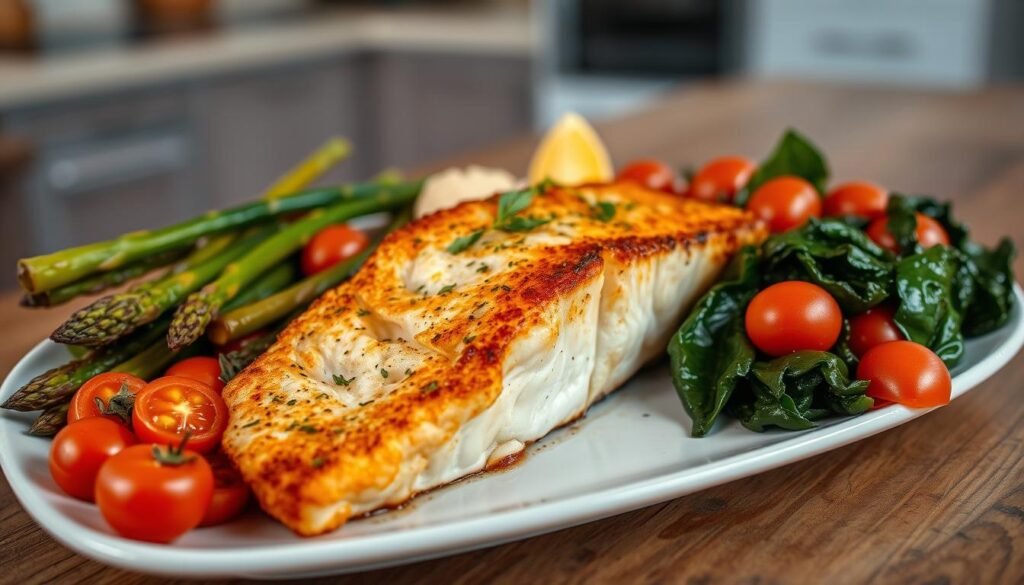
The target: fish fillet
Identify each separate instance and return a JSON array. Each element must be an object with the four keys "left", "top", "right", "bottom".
[{"left": 221, "top": 181, "right": 766, "bottom": 536}]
